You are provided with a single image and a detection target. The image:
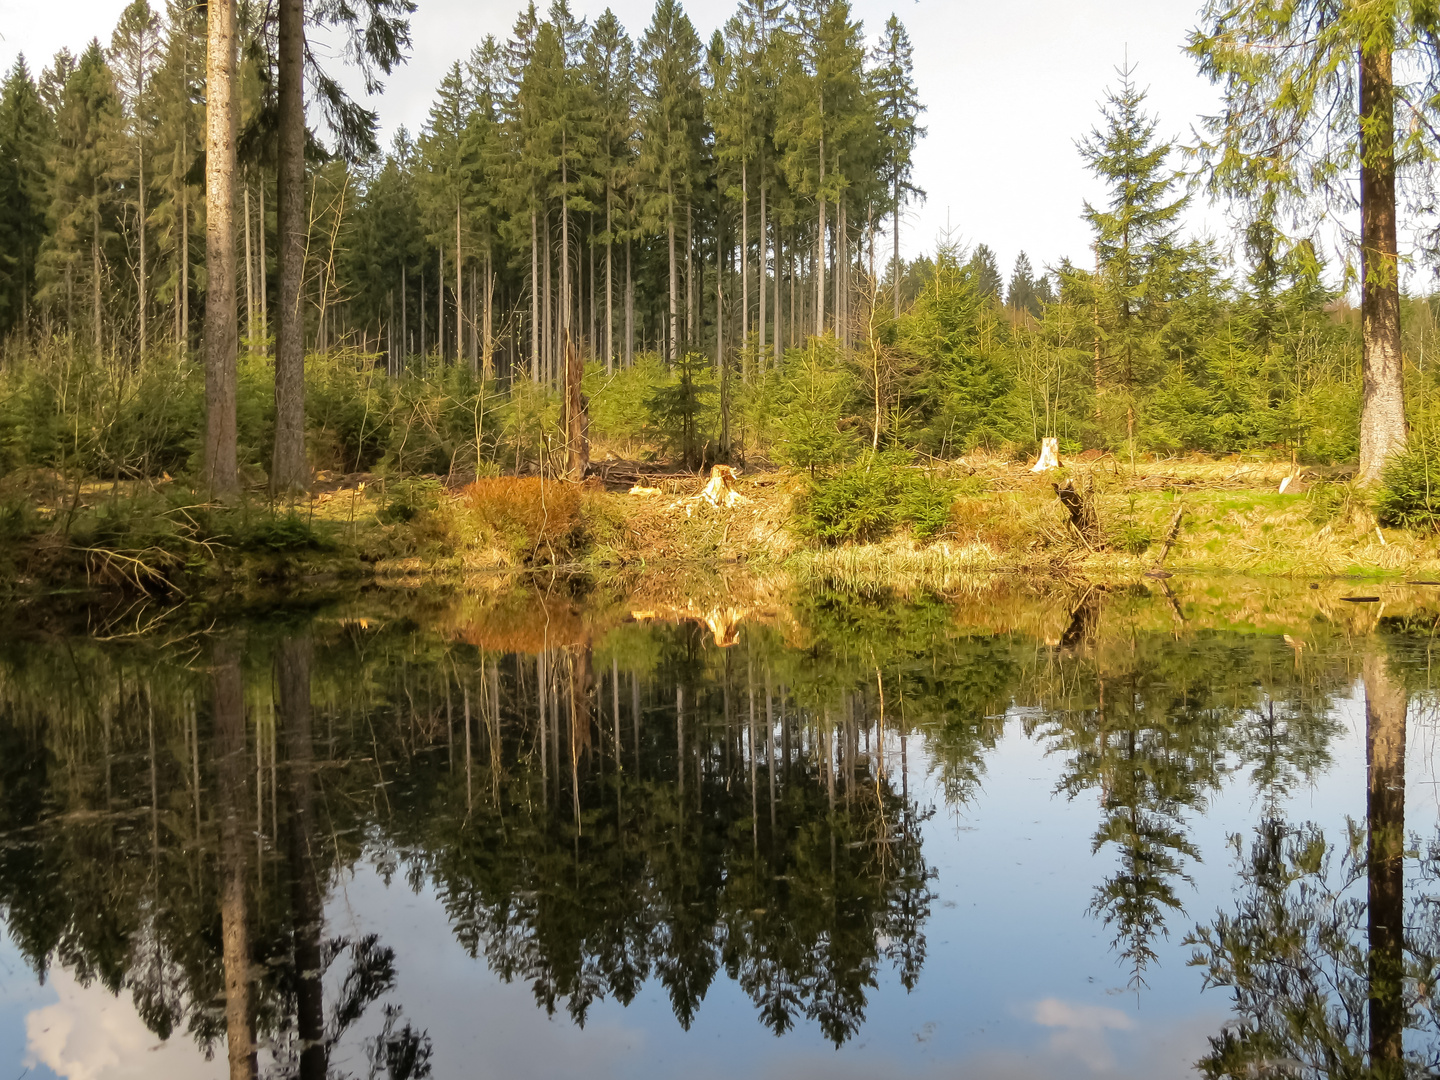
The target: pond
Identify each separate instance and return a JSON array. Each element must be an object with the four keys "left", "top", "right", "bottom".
[{"left": 1, "top": 578, "right": 1439, "bottom": 1079}]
